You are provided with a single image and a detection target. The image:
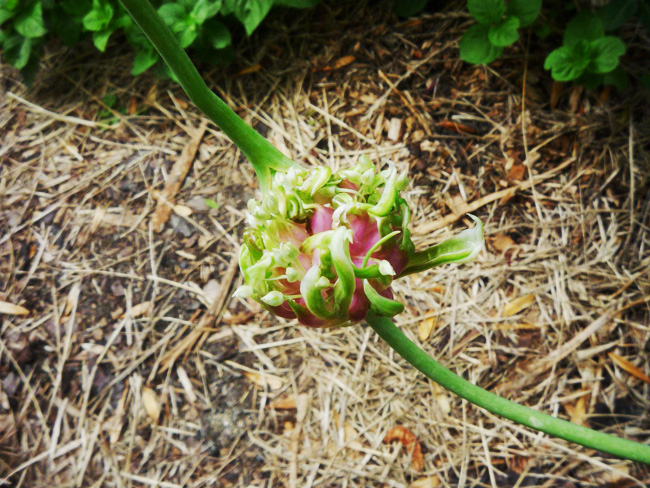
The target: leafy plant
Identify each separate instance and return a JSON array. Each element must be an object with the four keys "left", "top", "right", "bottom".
[
  {"left": 544, "top": 10, "right": 626, "bottom": 87},
  {"left": 460, "top": 0, "right": 542, "bottom": 64},
  {"left": 0, "top": 0, "right": 321, "bottom": 81}
]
